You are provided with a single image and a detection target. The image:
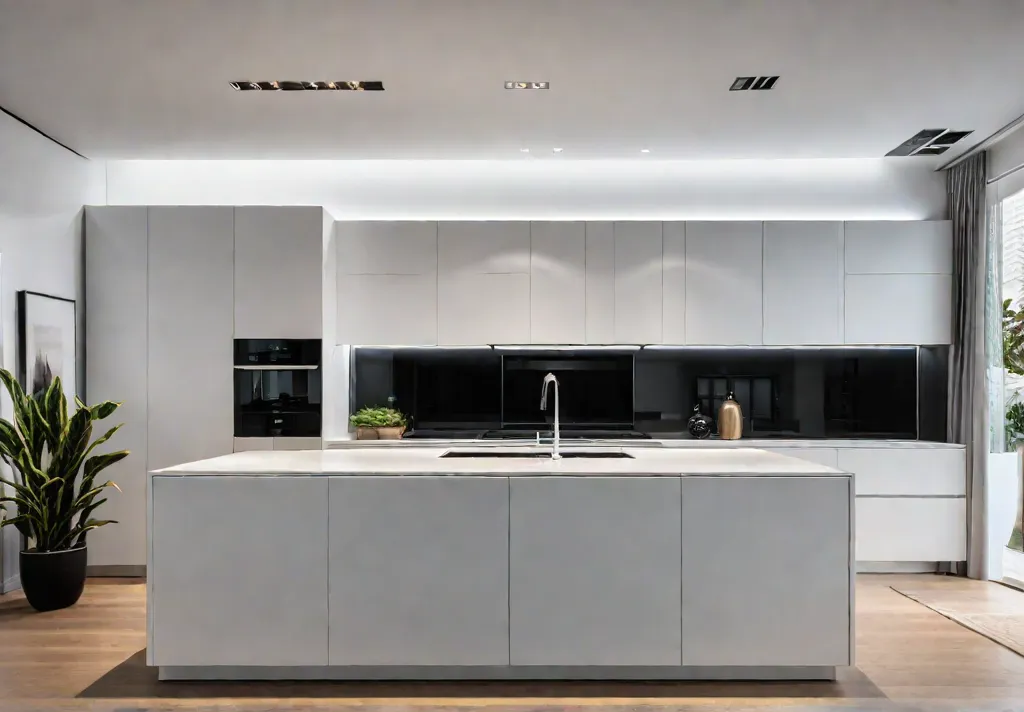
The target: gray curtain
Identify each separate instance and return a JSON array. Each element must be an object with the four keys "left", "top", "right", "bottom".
[{"left": 947, "top": 152, "right": 988, "bottom": 579}]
